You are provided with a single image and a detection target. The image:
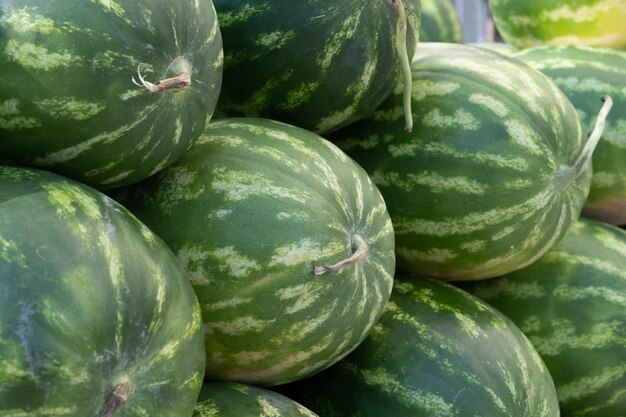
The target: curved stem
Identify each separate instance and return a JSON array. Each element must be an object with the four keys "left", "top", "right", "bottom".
[
  {"left": 132, "top": 56, "right": 192, "bottom": 93},
  {"left": 554, "top": 95, "right": 613, "bottom": 188},
  {"left": 101, "top": 382, "right": 131, "bottom": 417},
  {"left": 391, "top": 0, "right": 413, "bottom": 133},
  {"left": 314, "top": 234, "right": 368, "bottom": 276}
]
